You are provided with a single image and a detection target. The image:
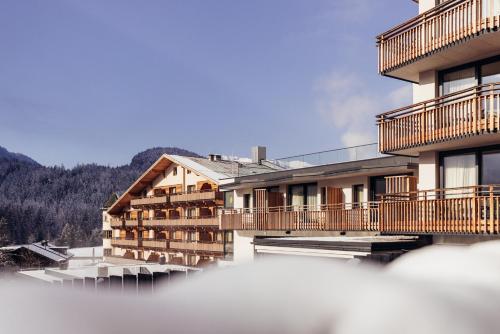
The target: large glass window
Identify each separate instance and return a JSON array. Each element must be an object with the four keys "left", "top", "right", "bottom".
[
  {"left": 482, "top": 150, "right": 500, "bottom": 185},
  {"left": 288, "top": 183, "right": 317, "bottom": 208},
  {"left": 370, "top": 176, "right": 386, "bottom": 201},
  {"left": 482, "top": 0, "right": 500, "bottom": 17},
  {"left": 441, "top": 67, "right": 477, "bottom": 96},
  {"left": 481, "top": 60, "right": 500, "bottom": 84},
  {"left": 223, "top": 191, "right": 234, "bottom": 209},
  {"left": 443, "top": 154, "right": 477, "bottom": 189},
  {"left": 352, "top": 184, "right": 364, "bottom": 208}
]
